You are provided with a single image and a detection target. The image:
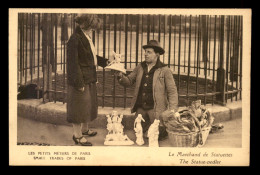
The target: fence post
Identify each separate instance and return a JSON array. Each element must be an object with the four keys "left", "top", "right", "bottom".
[
  {"left": 42, "top": 14, "right": 48, "bottom": 103},
  {"left": 230, "top": 16, "right": 239, "bottom": 82},
  {"left": 50, "top": 14, "right": 55, "bottom": 72},
  {"left": 61, "top": 14, "right": 68, "bottom": 42},
  {"left": 43, "top": 64, "right": 48, "bottom": 103},
  {"left": 48, "top": 64, "right": 53, "bottom": 101},
  {"left": 202, "top": 15, "right": 208, "bottom": 63},
  {"left": 42, "top": 14, "right": 48, "bottom": 69},
  {"left": 216, "top": 16, "right": 226, "bottom": 105}
]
